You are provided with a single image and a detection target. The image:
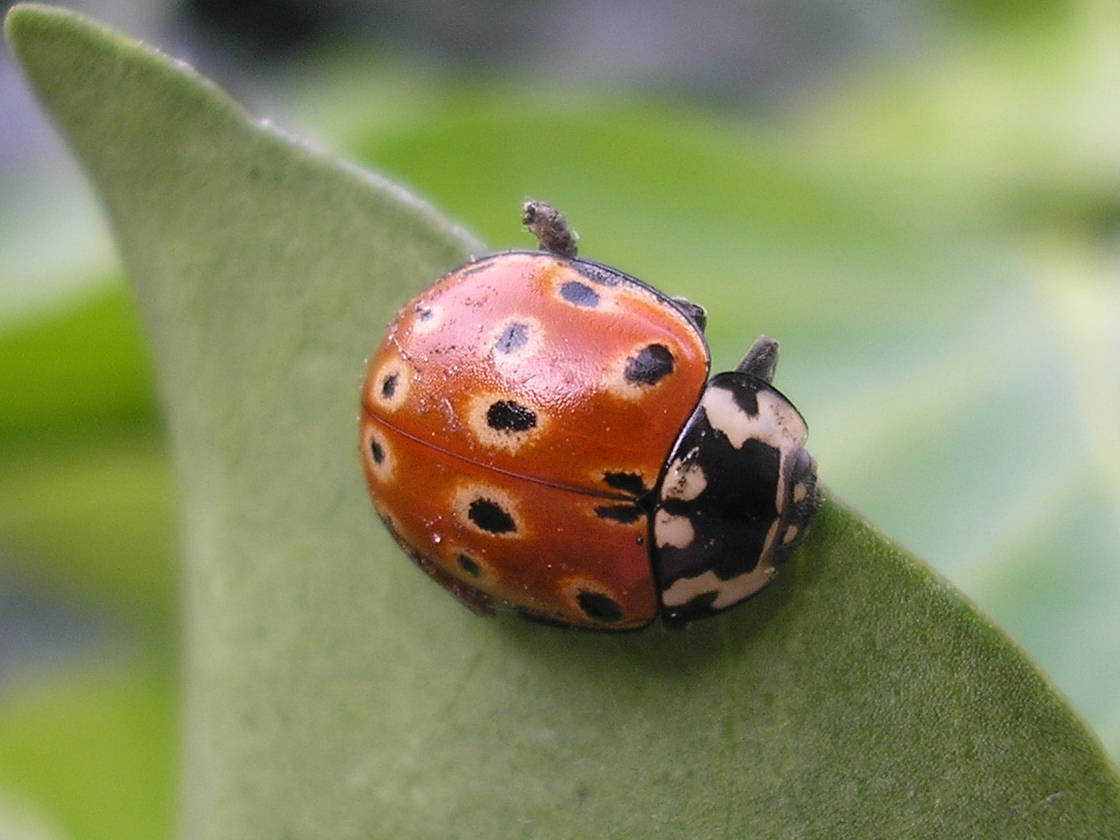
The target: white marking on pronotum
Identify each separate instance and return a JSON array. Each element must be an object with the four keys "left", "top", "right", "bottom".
[
  {"left": 660, "top": 458, "right": 707, "bottom": 502},
  {"left": 760, "top": 517, "right": 782, "bottom": 563},
  {"left": 659, "top": 564, "right": 776, "bottom": 610},
  {"left": 700, "top": 386, "right": 753, "bottom": 449},
  {"left": 653, "top": 510, "right": 695, "bottom": 549},
  {"left": 702, "top": 385, "right": 806, "bottom": 452},
  {"left": 704, "top": 383, "right": 809, "bottom": 517}
]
